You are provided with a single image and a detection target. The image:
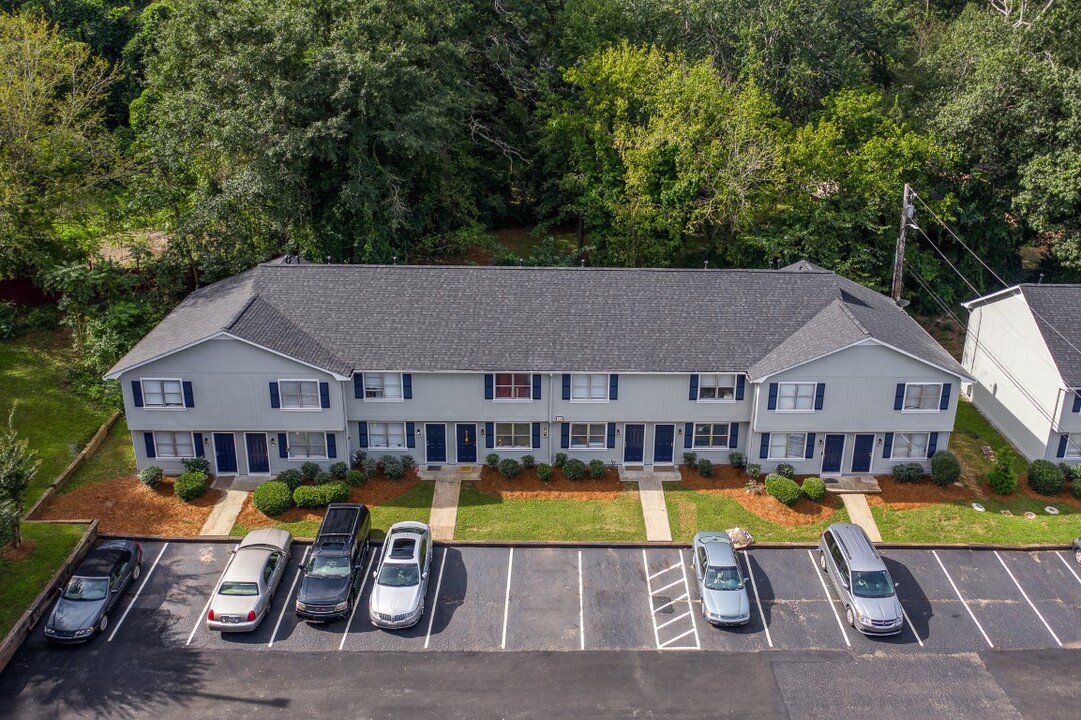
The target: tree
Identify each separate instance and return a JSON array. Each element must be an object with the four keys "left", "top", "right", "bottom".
[{"left": 0, "top": 406, "right": 40, "bottom": 549}]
